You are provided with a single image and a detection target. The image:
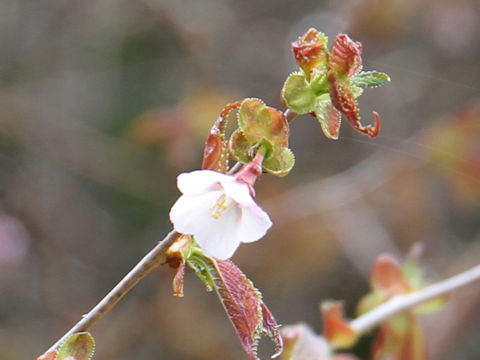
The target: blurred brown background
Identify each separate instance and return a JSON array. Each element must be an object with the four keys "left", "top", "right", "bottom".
[{"left": 0, "top": 0, "right": 479, "bottom": 359}]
